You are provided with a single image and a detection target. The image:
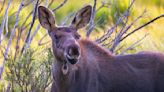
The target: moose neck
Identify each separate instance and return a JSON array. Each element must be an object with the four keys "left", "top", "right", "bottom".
[
  {"left": 79, "top": 39, "right": 113, "bottom": 59},
  {"left": 53, "top": 38, "right": 114, "bottom": 92}
]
